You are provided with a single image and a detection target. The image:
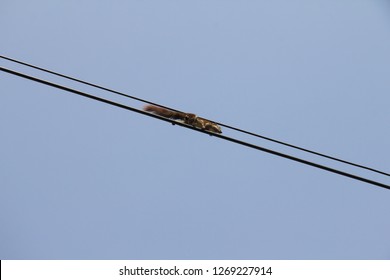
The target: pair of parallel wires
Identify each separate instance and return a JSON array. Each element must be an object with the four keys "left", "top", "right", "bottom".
[{"left": 1, "top": 55, "right": 389, "bottom": 190}]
